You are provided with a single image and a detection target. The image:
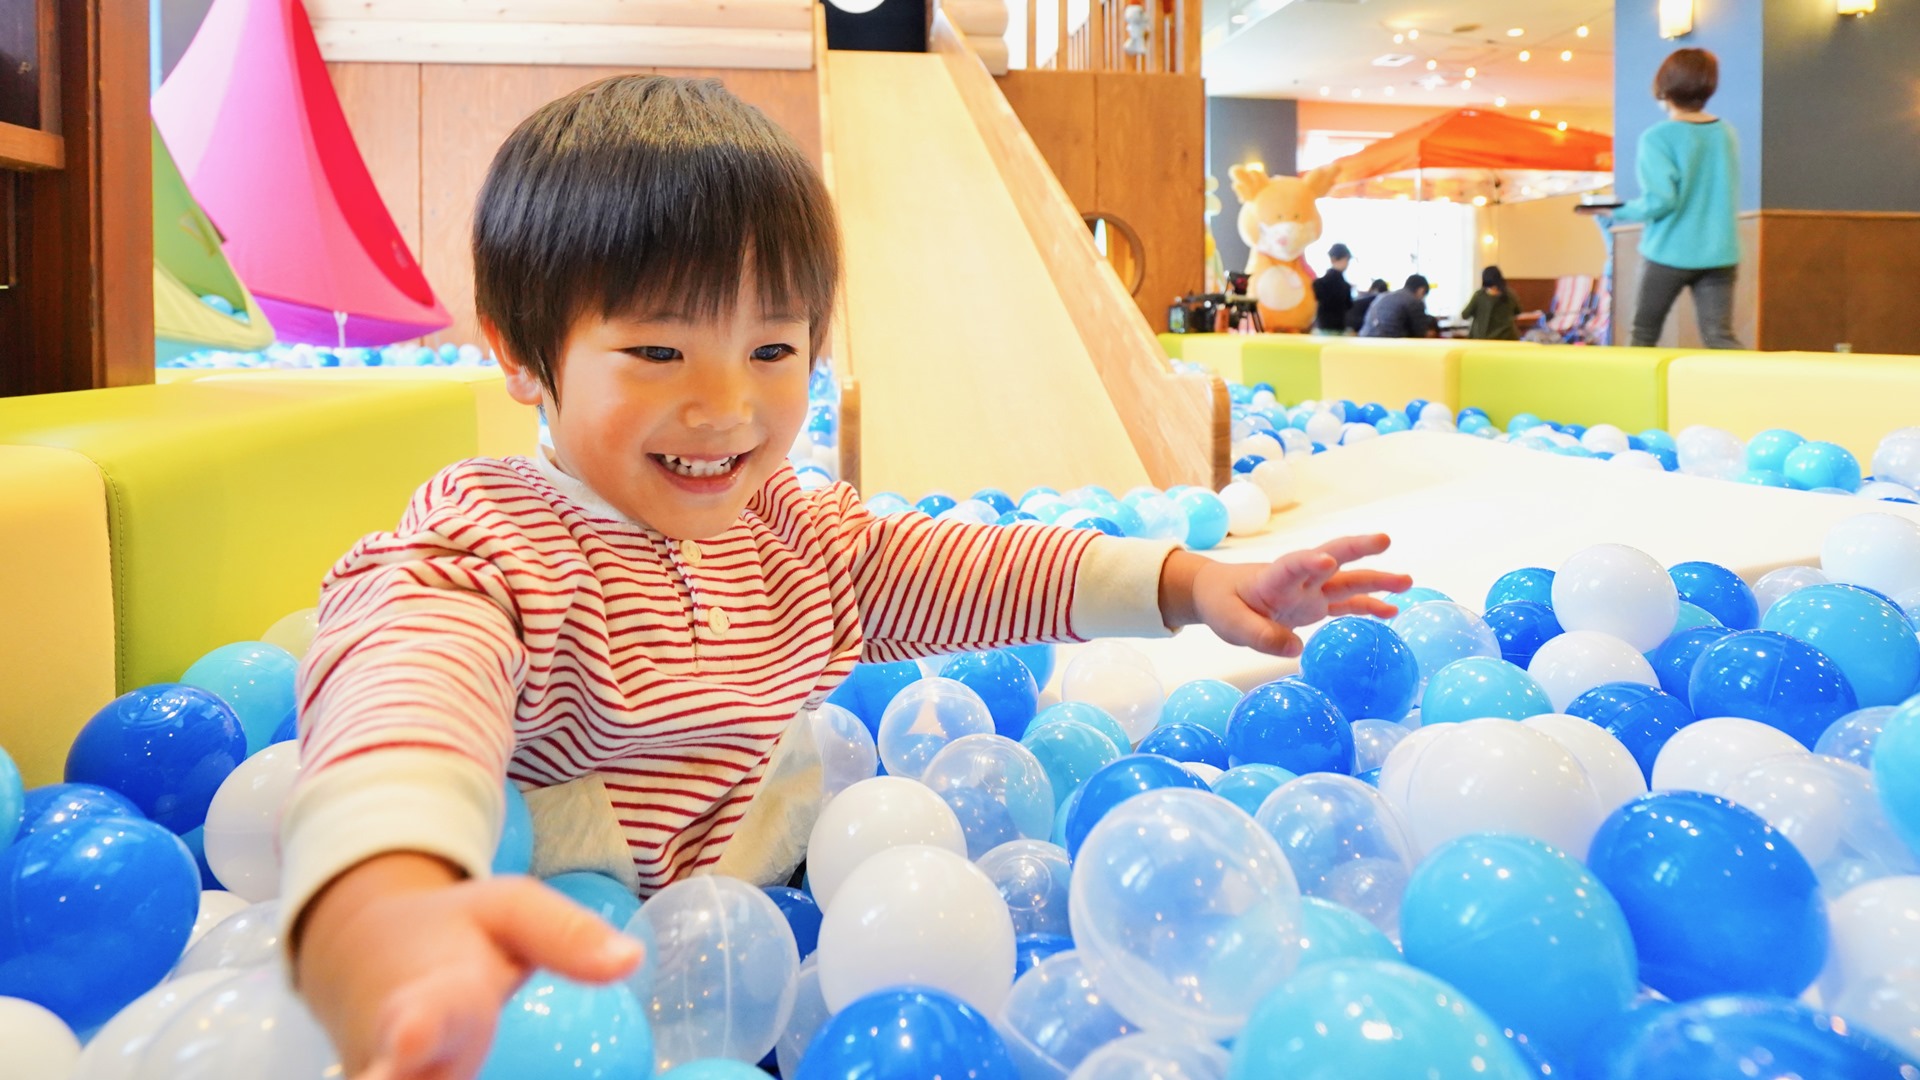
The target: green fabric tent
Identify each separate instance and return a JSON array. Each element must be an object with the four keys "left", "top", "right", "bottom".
[{"left": 154, "top": 122, "right": 274, "bottom": 362}]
